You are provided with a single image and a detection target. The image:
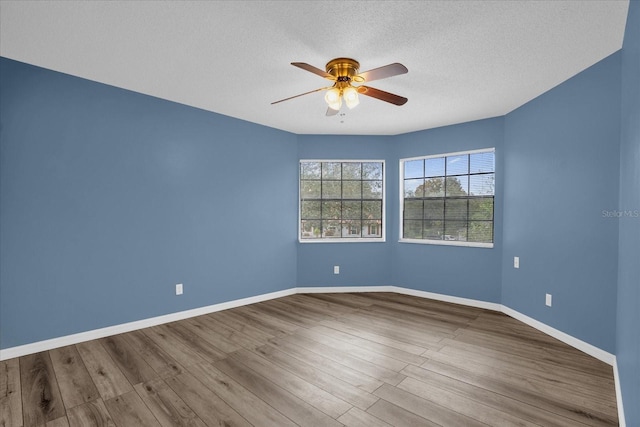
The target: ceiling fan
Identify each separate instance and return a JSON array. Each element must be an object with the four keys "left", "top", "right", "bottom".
[{"left": 271, "top": 58, "right": 408, "bottom": 116}]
